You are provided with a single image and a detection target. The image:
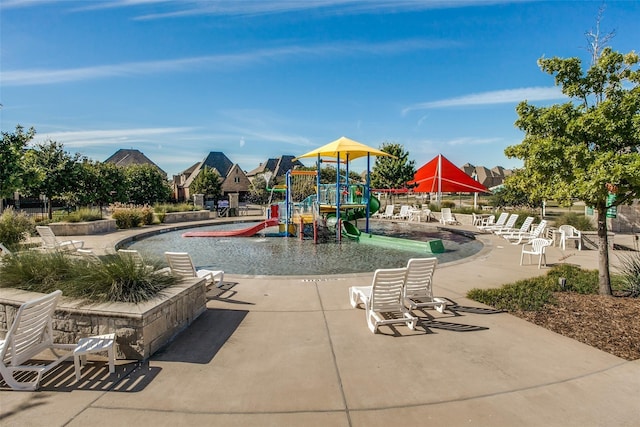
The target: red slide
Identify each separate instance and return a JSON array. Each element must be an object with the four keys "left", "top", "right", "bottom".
[{"left": 182, "top": 218, "right": 279, "bottom": 238}]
